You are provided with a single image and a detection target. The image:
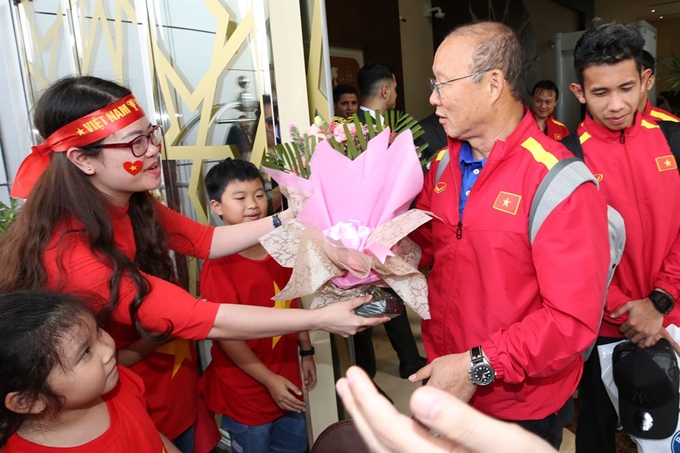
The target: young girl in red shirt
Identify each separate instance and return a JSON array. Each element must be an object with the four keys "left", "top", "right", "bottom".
[
  {"left": 0, "top": 76, "right": 385, "bottom": 451},
  {"left": 0, "top": 291, "right": 178, "bottom": 453}
]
